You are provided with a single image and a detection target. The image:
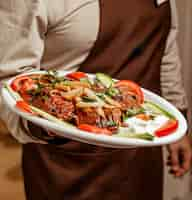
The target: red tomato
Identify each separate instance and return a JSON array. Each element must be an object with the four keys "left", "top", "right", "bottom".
[
  {"left": 115, "top": 80, "right": 144, "bottom": 104},
  {"left": 155, "top": 119, "right": 178, "bottom": 137},
  {"left": 66, "top": 72, "right": 88, "bottom": 80},
  {"left": 11, "top": 76, "right": 35, "bottom": 92},
  {"left": 16, "top": 101, "right": 34, "bottom": 114},
  {"left": 78, "top": 124, "right": 112, "bottom": 136},
  {"left": 20, "top": 93, "right": 32, "bottom": 102}
]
